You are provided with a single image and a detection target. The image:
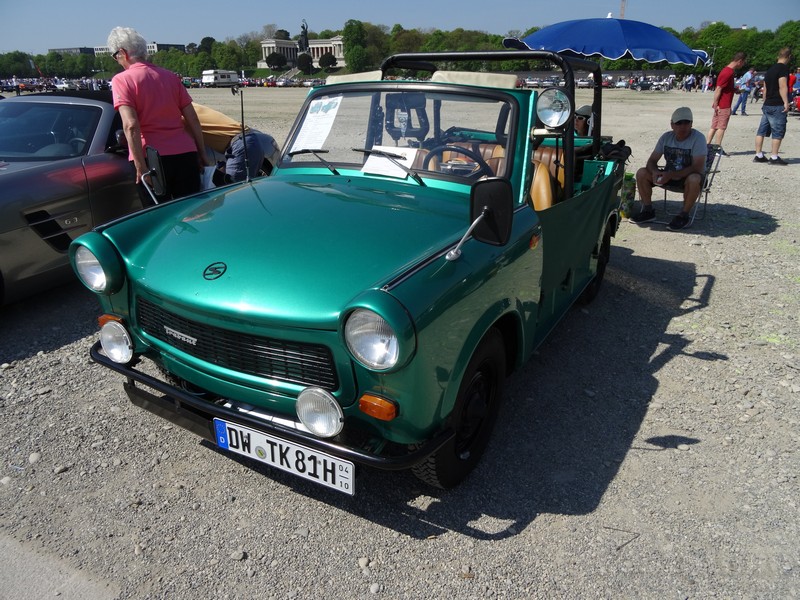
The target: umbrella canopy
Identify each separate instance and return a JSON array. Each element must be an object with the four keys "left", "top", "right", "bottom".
[{"left": 504, "top": 18, "right": 708, "bottom": 66}]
